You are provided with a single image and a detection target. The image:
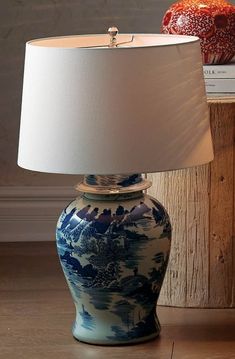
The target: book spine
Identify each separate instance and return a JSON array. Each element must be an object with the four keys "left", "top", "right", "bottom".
[
  {"left": 205, "top": 79, "right": 235, "bottom": 93},
  {"left": 203, "top": 64, "right": 235, "bottom": 79}
]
